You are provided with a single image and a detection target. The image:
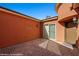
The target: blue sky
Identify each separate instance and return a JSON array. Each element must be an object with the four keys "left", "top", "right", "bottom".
[{"left": 0, "top": 3, "right": 57, "bottom": 20}]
